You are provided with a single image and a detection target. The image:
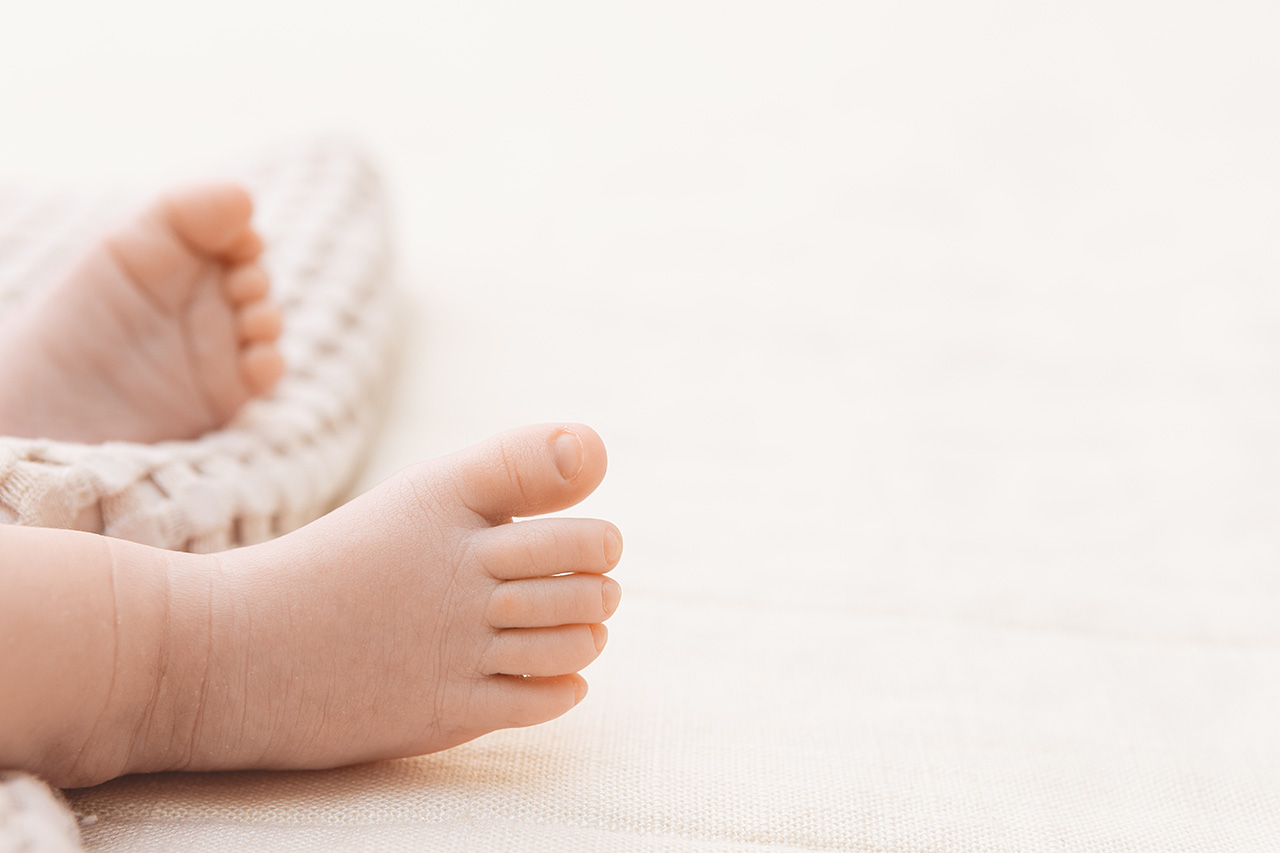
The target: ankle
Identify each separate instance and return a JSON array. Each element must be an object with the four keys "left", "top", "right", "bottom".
[{"left": 96, "top": 543, "right": 253, "bottom": 780}]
